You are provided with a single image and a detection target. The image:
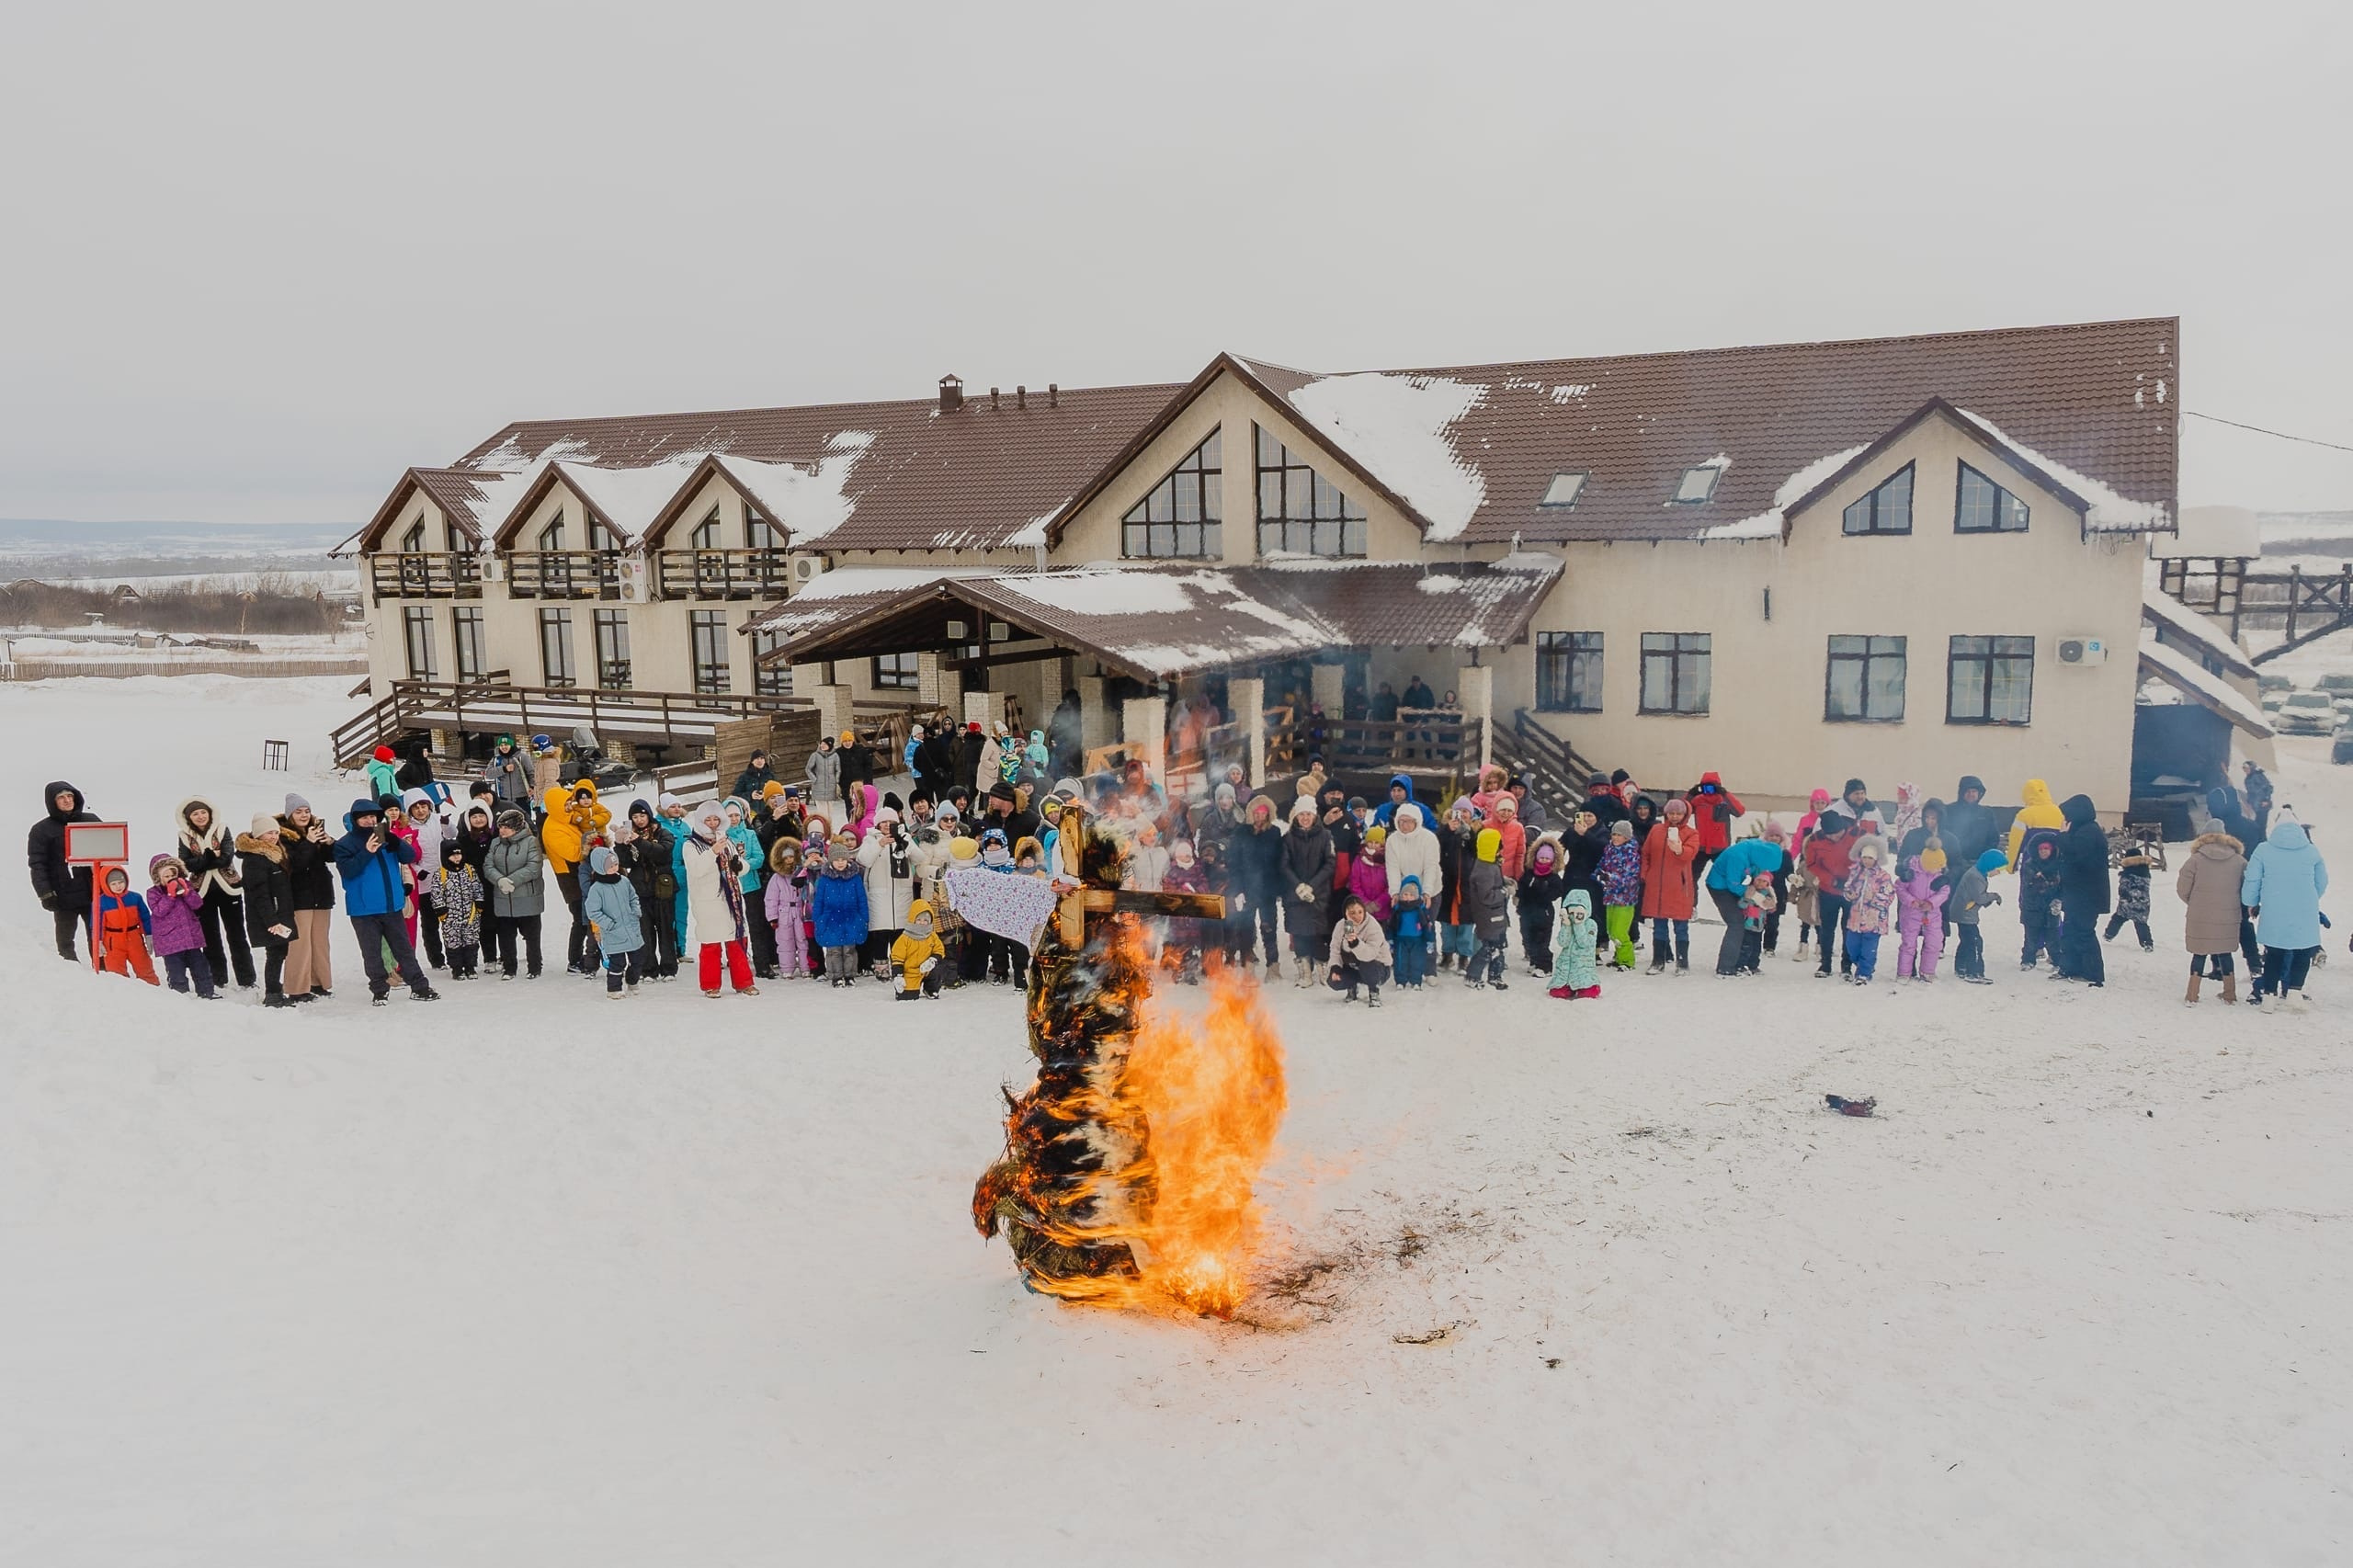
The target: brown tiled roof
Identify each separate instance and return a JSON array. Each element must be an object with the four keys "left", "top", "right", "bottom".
[
  {"left": 353, "top": 466, "right": 517, "bottom": 551},
  {"left": 449, "top": 382, "right": 1184, "bottom": 553},
  {"left": 743, "top": 560, "right": 1563, "bottom": 681},
  {"left": 1233, "top": 317, "right": 2180, "bottom": 543}
]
